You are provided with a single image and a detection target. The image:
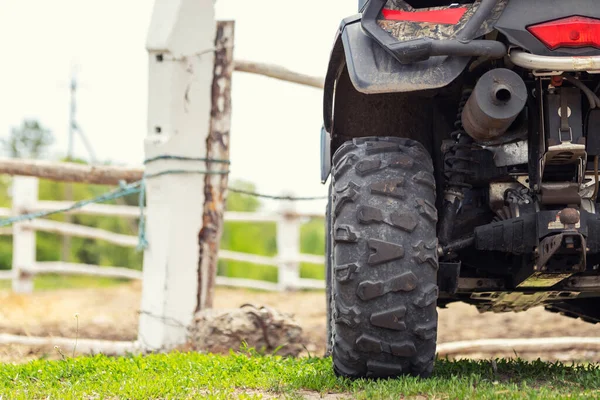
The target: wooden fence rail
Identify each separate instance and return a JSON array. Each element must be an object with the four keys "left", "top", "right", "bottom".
[{"left": 3, "top": 176, "right": 325, "bottom": 292}]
